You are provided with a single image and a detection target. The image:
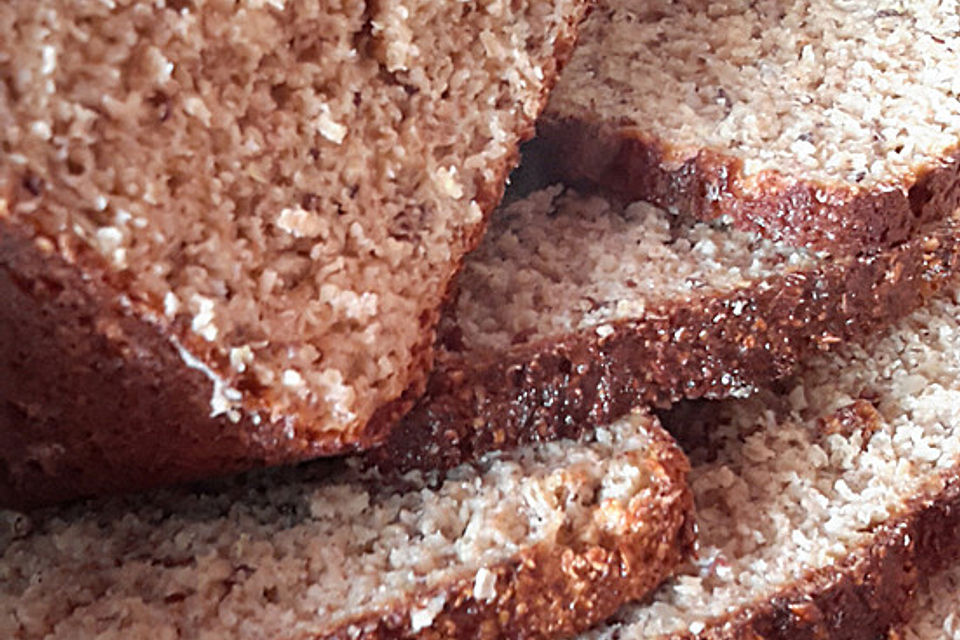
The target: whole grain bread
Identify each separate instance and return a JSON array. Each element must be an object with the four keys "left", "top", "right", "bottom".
[
  {"left": 367, "top": 186, "right": 960, "bottom": 475},
  {"left": 572, "top": 276, "right": 960, "bottom": 639},
  {"left": 537, "top": 0, "right": 960, "bottom": 252},
  {"left": 0, "top": 0, "right": 588, "bottom": 508},
  {"left": 0, "top": 410, "right": 693, "bottom": 640}
]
